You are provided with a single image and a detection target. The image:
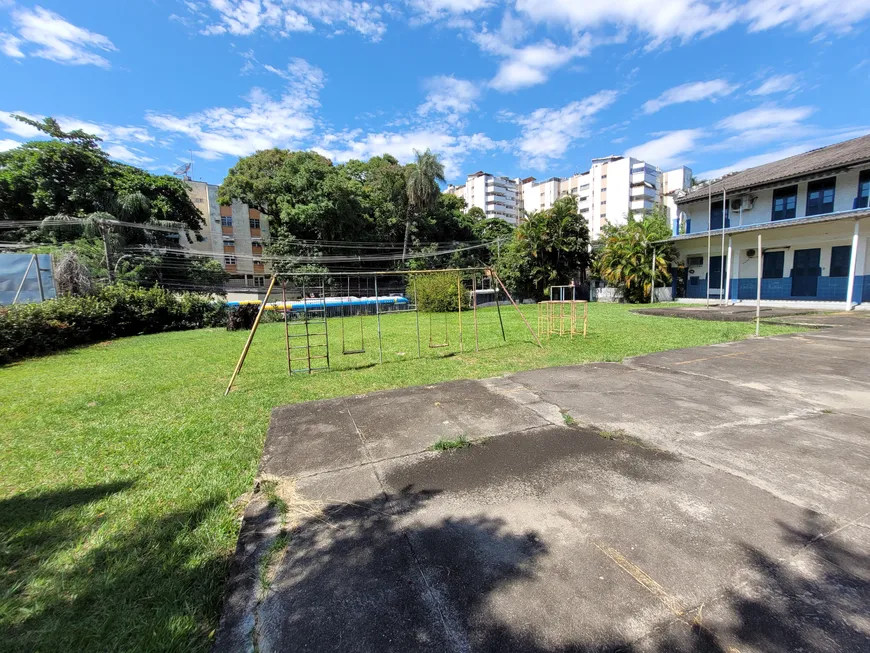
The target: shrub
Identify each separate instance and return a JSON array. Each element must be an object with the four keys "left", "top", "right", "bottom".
[
  {"left": 0, "top": 284, "right": 226, "bottom": 364},
  {"left": 408, "top": 273, "right": 470, "bottom": 313},
  {"left": 227, "top": 304, "right": 260, "bottom": 331}
]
